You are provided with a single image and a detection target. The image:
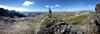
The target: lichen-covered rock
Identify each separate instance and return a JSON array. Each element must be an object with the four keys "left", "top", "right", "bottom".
[
  {"left": 94, "top": 3, "right": 100, "bottom": 34},
  {"left": 37, "top": 18, "right": 85, "bottom": 34}
]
